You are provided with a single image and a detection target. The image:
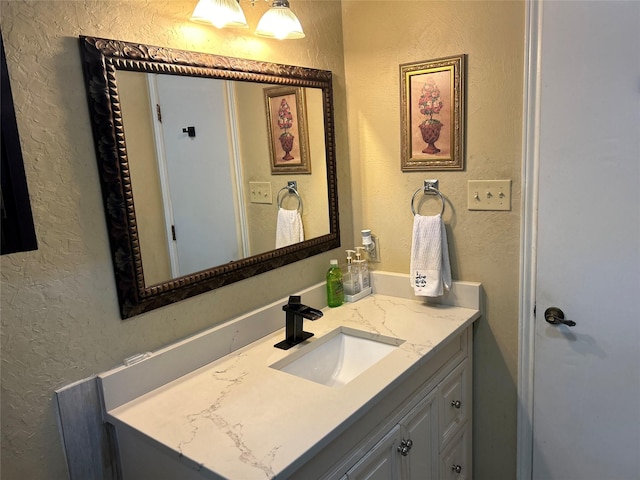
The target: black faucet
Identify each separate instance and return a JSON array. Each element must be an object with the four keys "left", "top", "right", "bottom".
[{"left": 274, "top": 295, "right": 323, "bottom": 350}]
